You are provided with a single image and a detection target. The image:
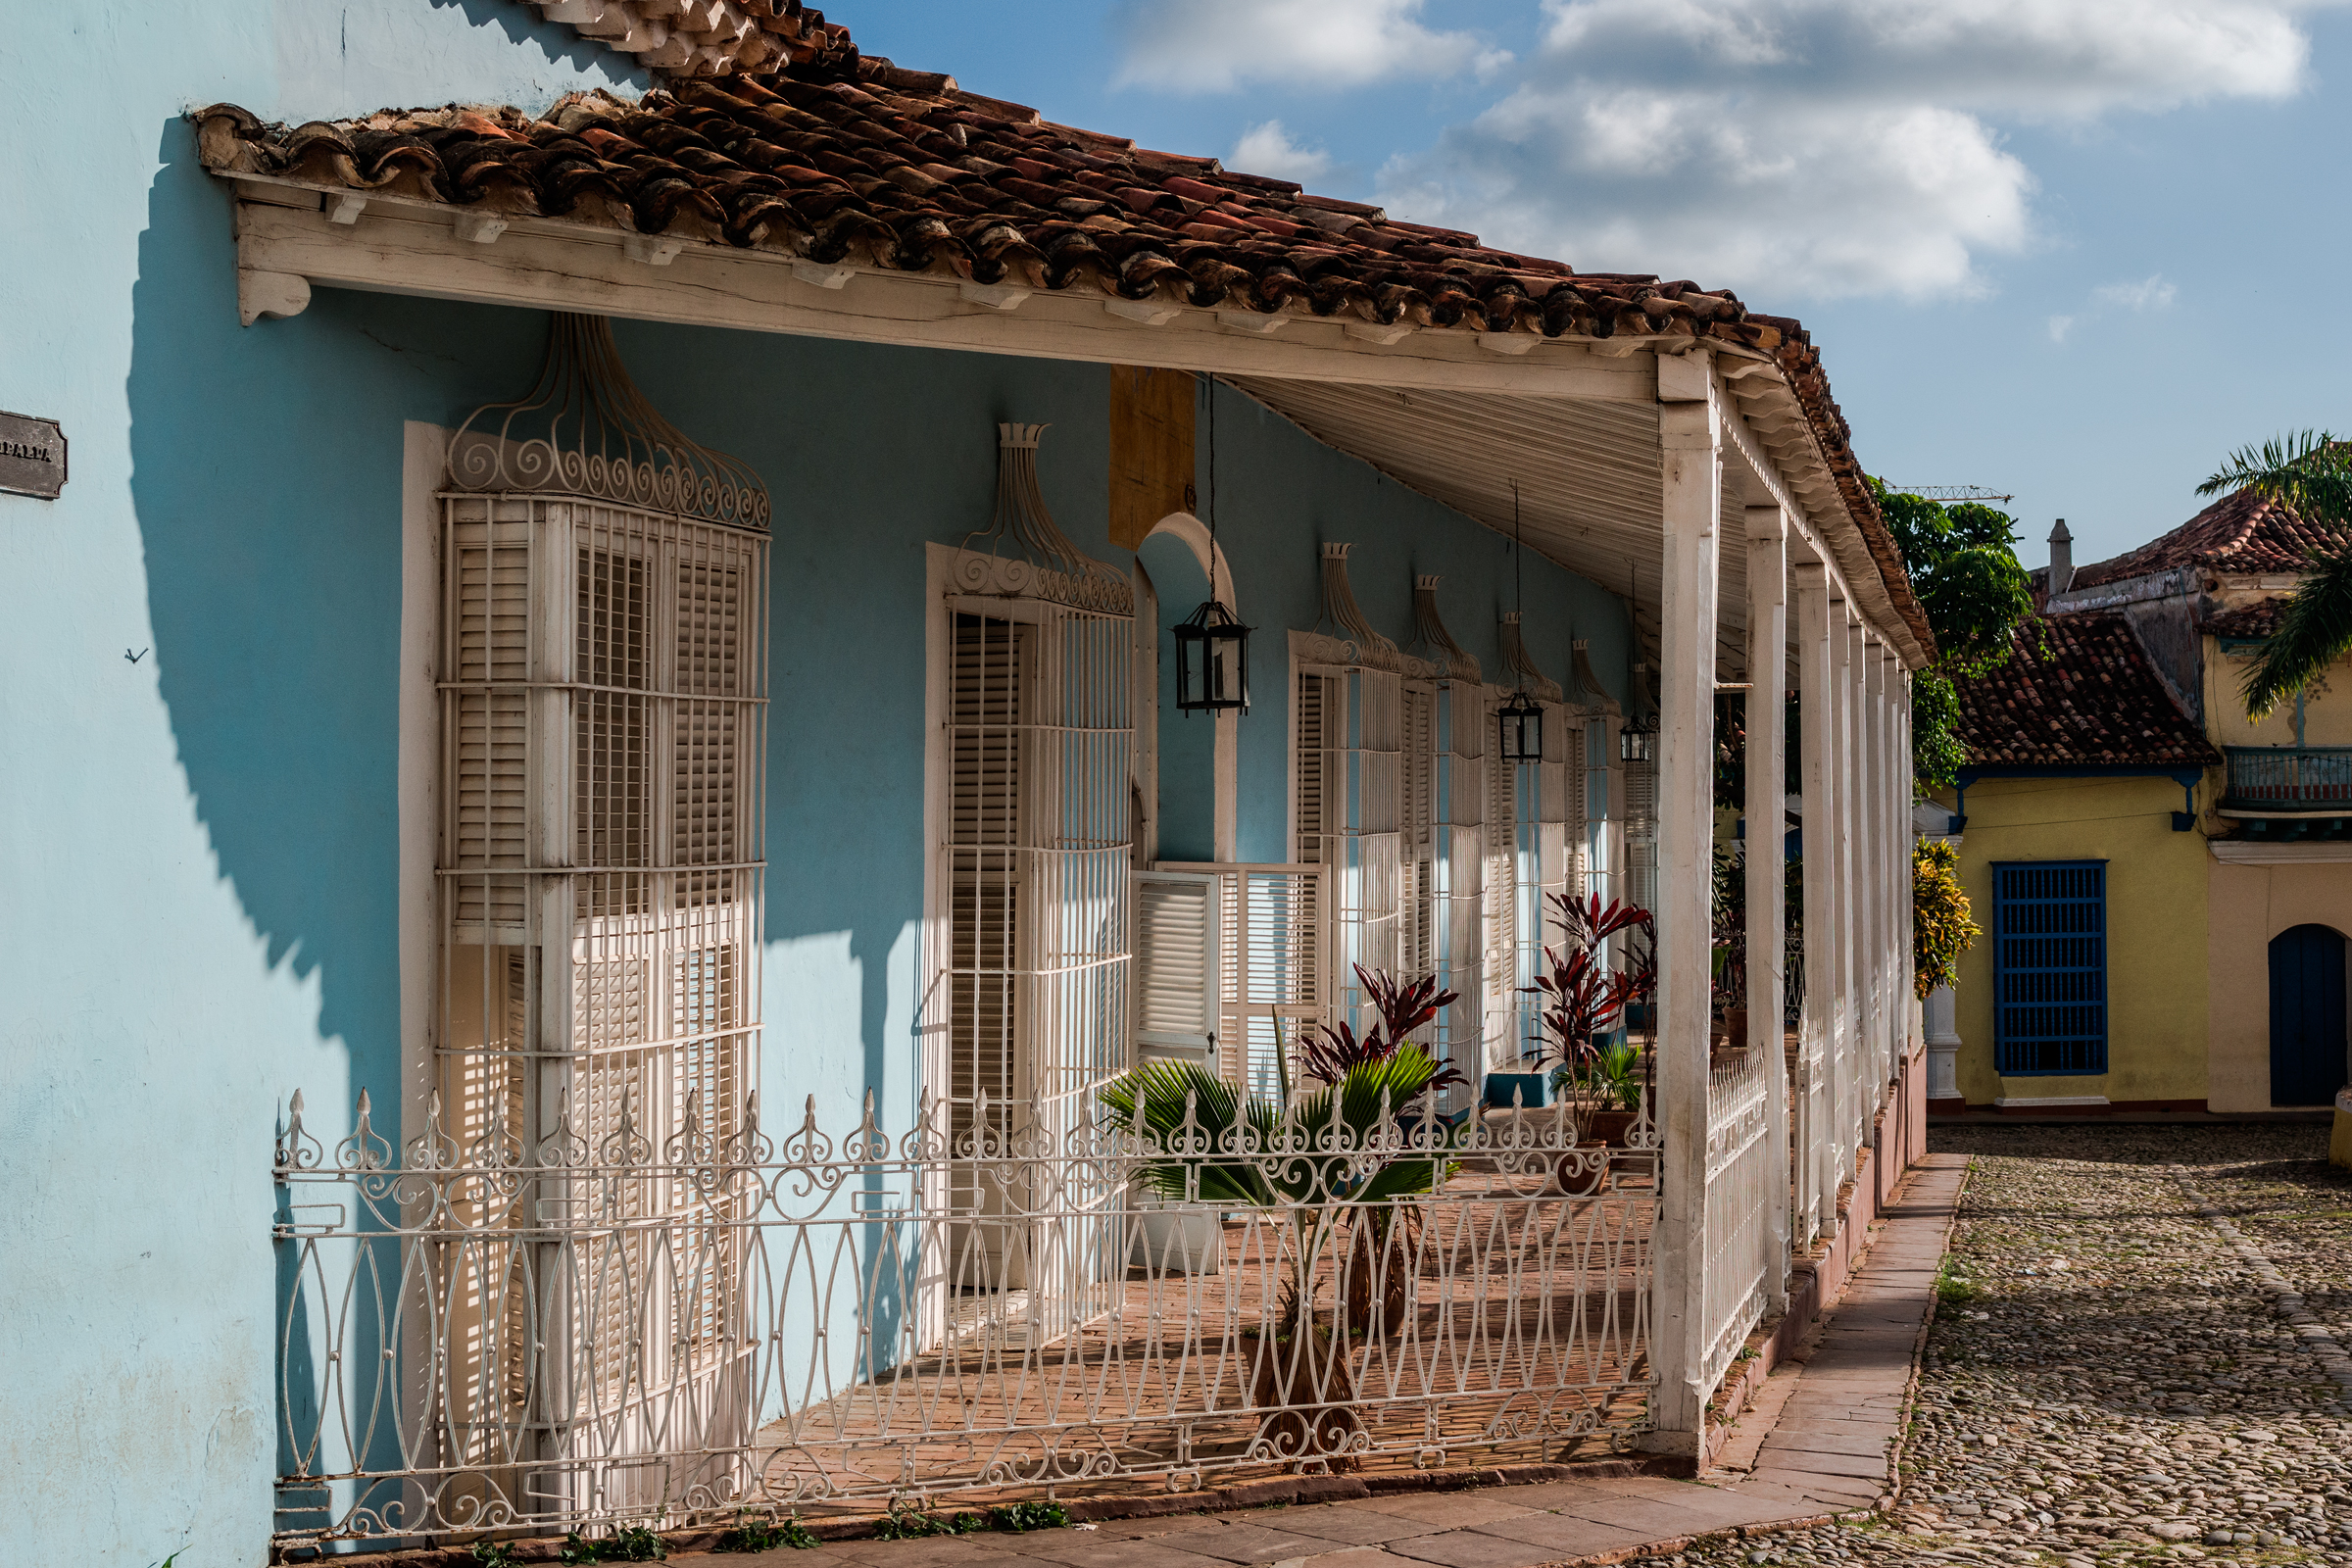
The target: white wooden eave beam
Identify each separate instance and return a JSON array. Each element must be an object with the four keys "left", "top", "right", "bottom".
[{"left": 223, "top": 174, "right": 1652, "bottom": 402}]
